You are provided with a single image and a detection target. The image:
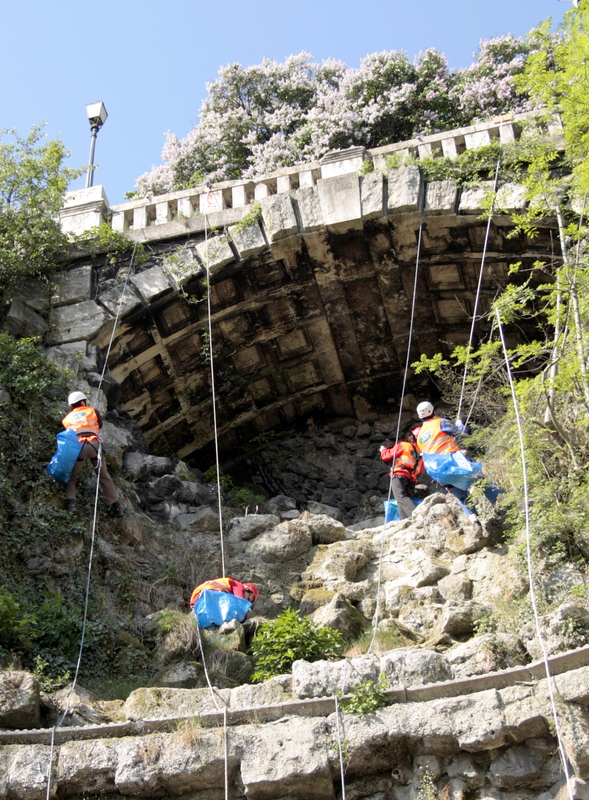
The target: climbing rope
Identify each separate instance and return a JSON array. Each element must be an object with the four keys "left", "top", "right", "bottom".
[
  {"left": 334, "top": 696, "right": 347, "bottom": 800},
  {"left": 202, "top": 196, "right": 227, "bottom": 577},
  {"left": 367, "top": 193, "right": 425, "bottom": 656},
  {"left": 194, "top": 616, "right": 230, "bottom": 800},
  {"left": 495, "top": 307, "right": 574, "bottom": 800},
  {"left": 45, "top": 241, "right": 140, "bottom": 800},
  {"left": 456, "top": 125, "right": 504, "bottom": 423}
]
